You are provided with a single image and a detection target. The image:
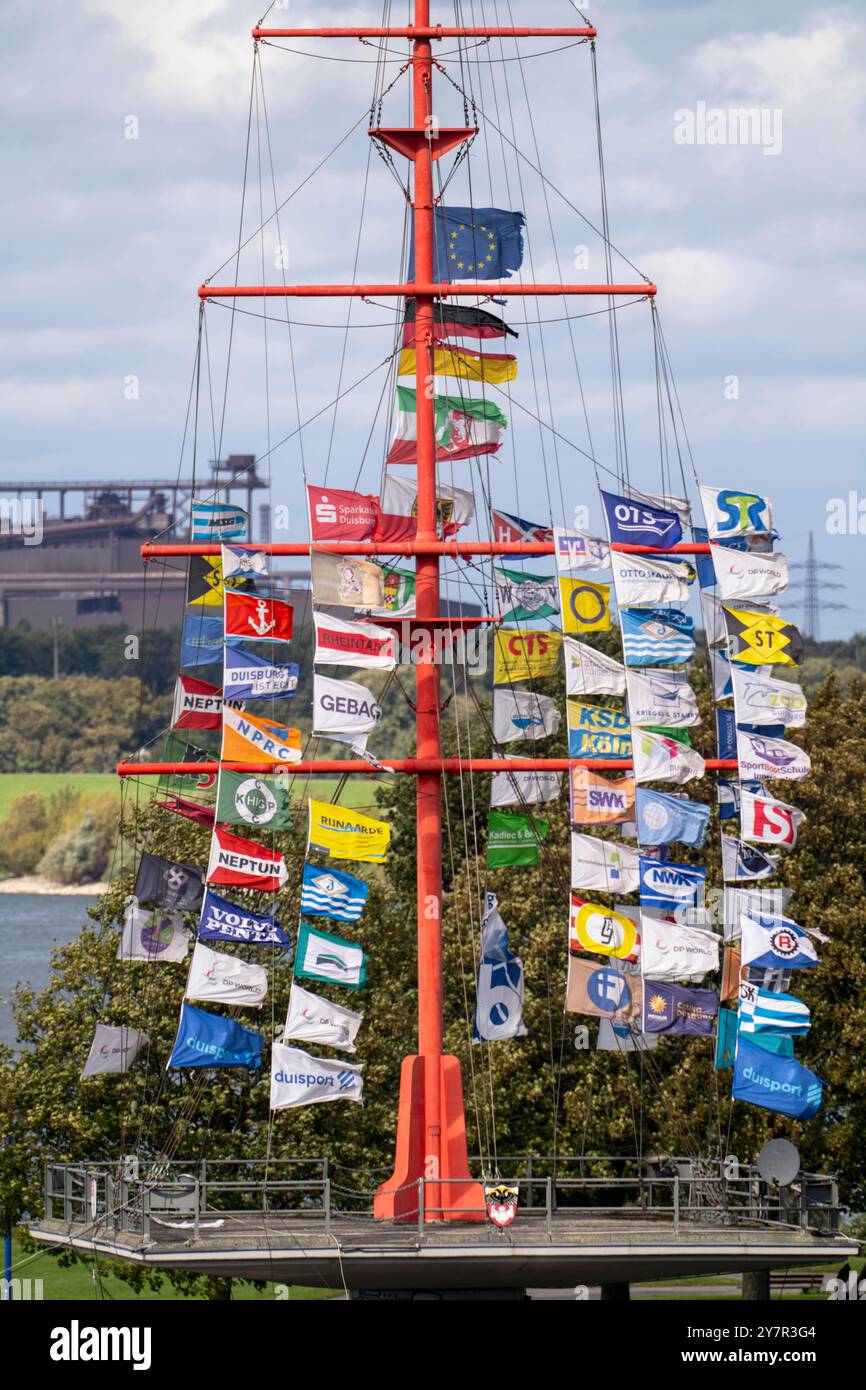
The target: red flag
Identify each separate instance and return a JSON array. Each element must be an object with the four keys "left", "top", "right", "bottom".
[
  {"left": 224, "top": 592, "right": 293, "bottom": 643},
  {"left": 171, "top": 674, "right": 240, "bottom": 731},
  {"left": 307, "top": 485, "right": 379, "bottom": 543},
  {"left": 206, "top": 826, "right": 288, "bottom": 892},
  {"left": 156, "top": 795, "right": 216, "bottom": 828}
]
